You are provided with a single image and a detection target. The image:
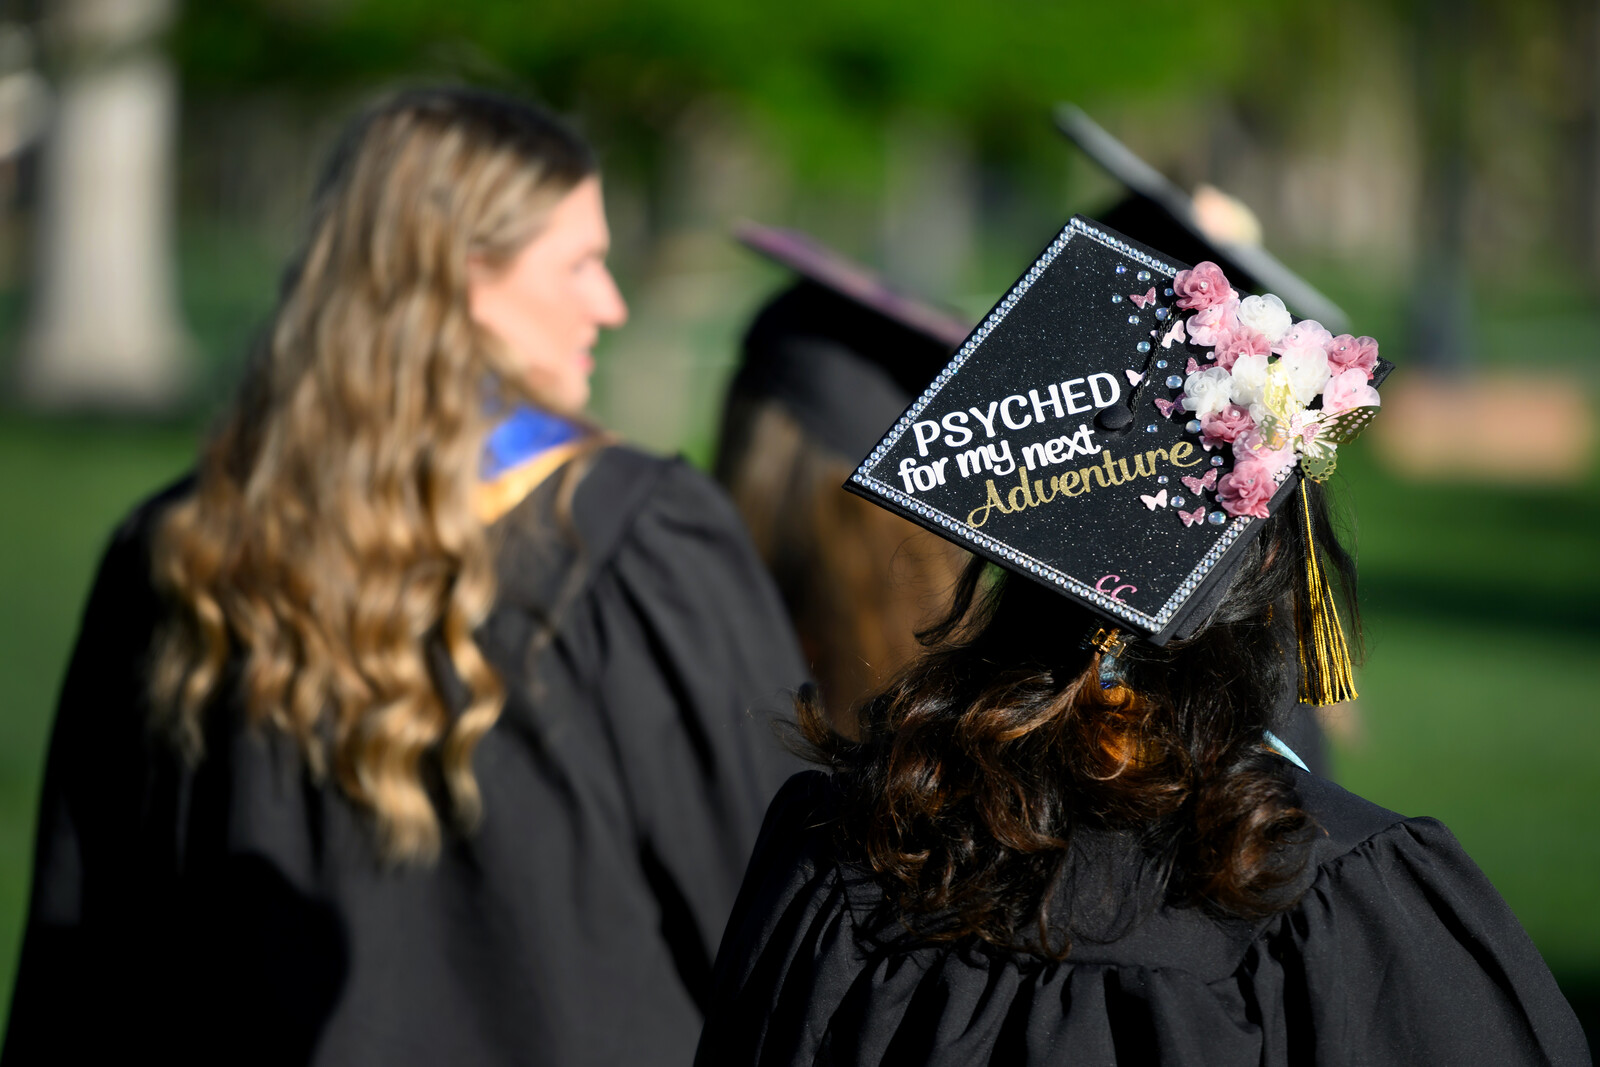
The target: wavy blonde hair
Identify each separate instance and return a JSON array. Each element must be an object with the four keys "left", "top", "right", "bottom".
[{"left": 150, "top": 88, "right": 596, "bottom": 863}]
